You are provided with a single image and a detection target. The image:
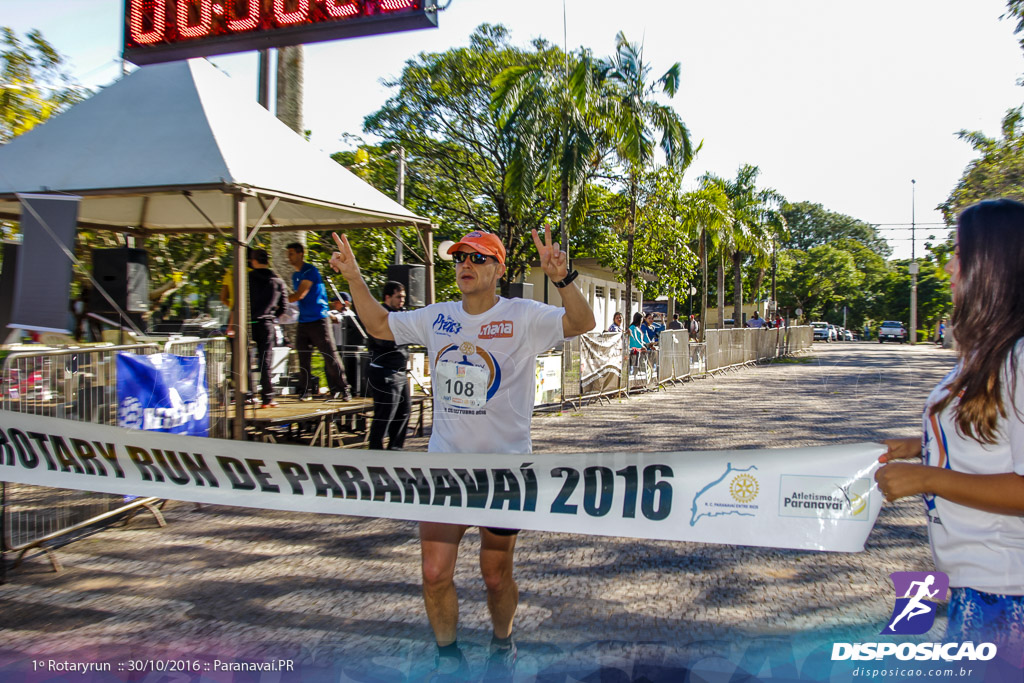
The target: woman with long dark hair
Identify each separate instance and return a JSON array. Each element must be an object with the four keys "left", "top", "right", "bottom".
[{"left": 876, "top": 198, "right": 1024, "bottom": 660}]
